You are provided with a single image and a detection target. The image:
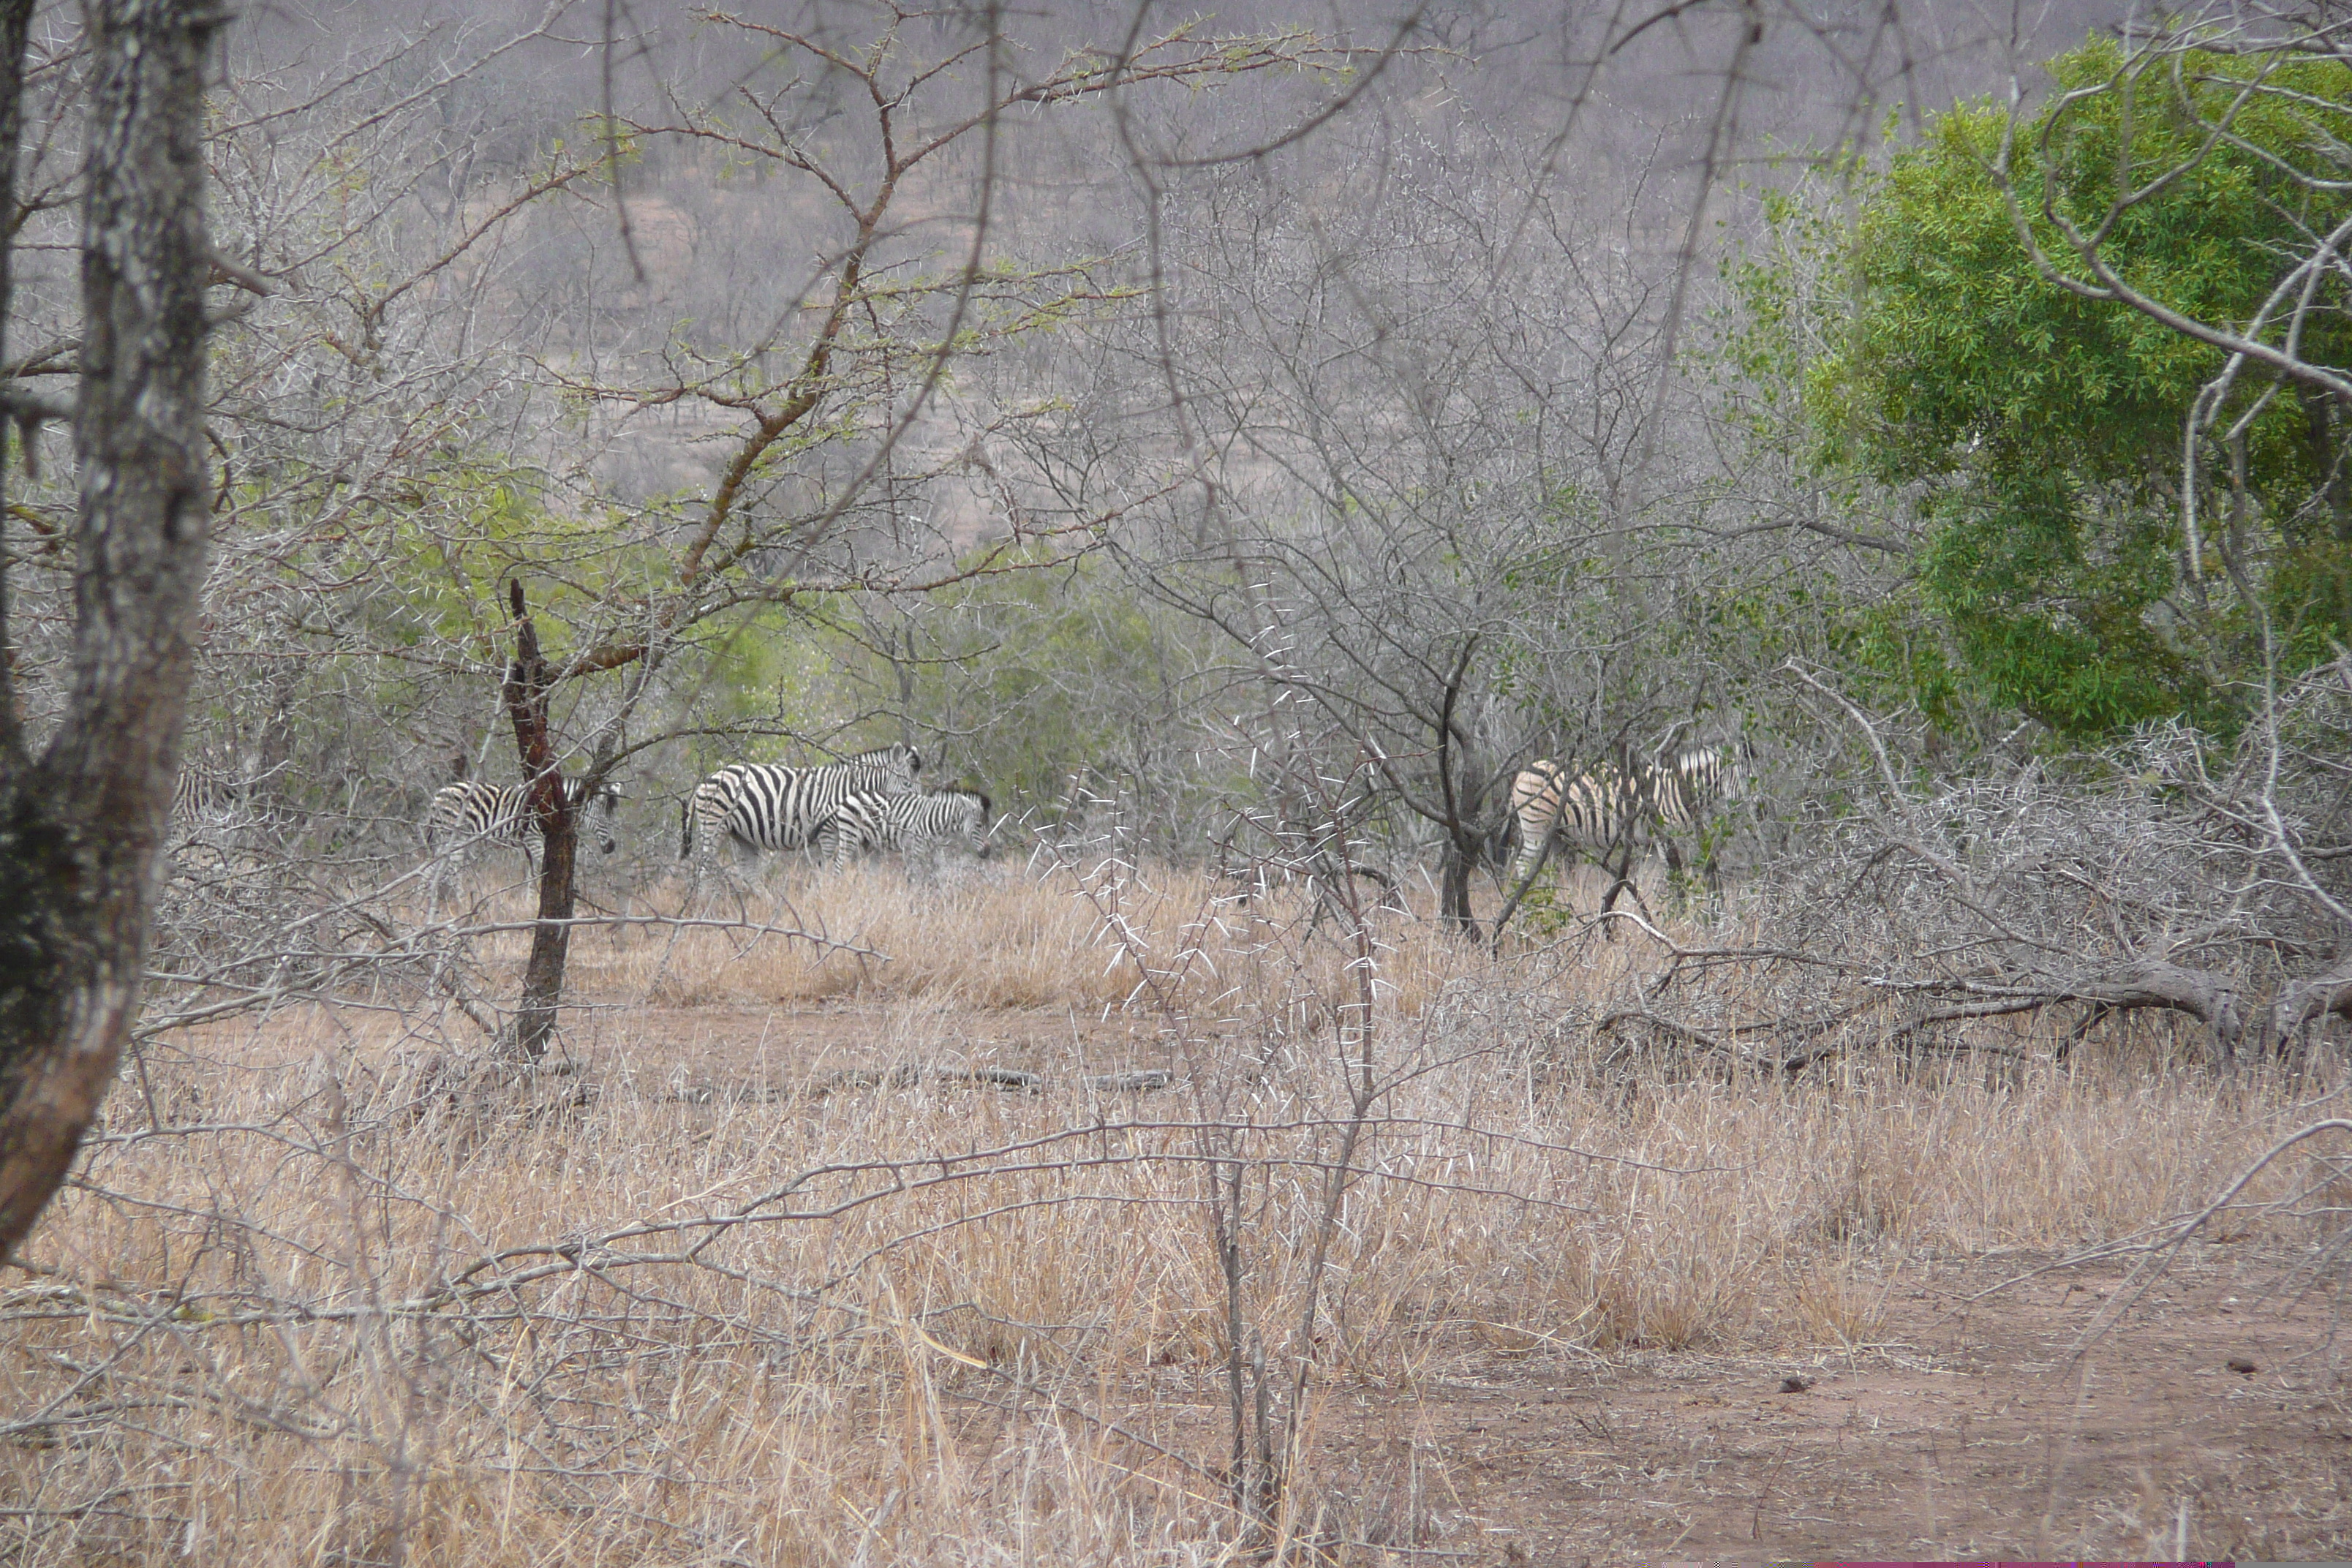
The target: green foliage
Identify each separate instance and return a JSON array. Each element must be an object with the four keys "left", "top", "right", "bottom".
[
  {"left": 804, "top": 549, "right": 1234, "bottom": 837},
  {"left": 364, "top": 461, "right": 674, "bottom": 666},
  {"left": 1809, "top": 36, "right": 2352, "bottom": 737}
]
